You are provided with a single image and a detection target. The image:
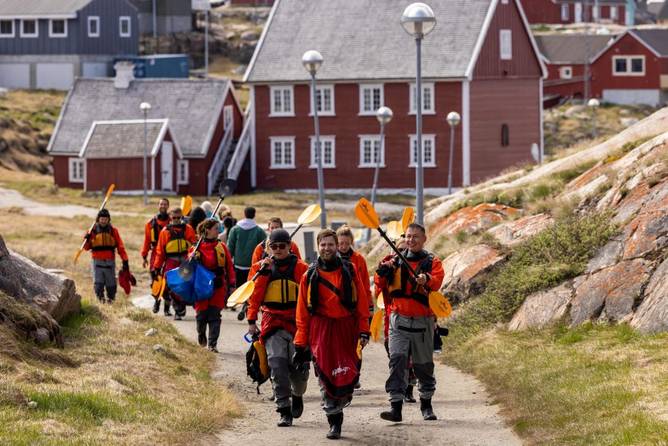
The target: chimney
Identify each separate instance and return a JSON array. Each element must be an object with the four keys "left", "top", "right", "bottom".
[{"left": 113, "top": 61, "right": 135, "bottom": 89}]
